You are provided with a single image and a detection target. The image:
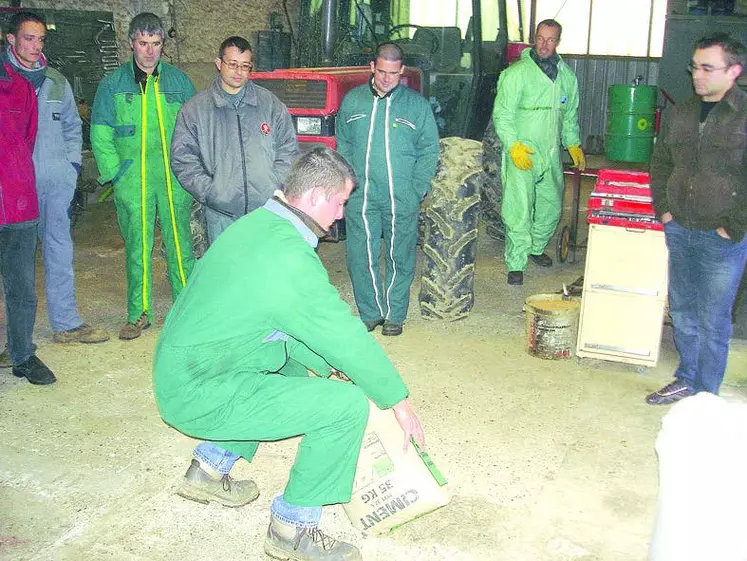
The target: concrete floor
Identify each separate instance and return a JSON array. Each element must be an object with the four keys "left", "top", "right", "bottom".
[{"left": 1, "top": 173, "right": 745, "bottom": 561}]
